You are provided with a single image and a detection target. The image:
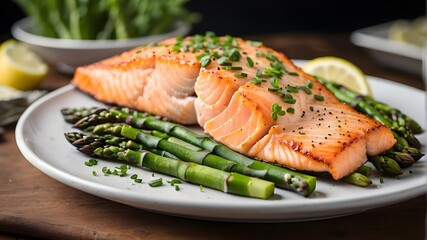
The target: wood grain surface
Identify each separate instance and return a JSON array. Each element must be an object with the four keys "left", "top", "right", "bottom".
[{"left": 0, "top": 33, "right": 425, "bottom": 240}]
